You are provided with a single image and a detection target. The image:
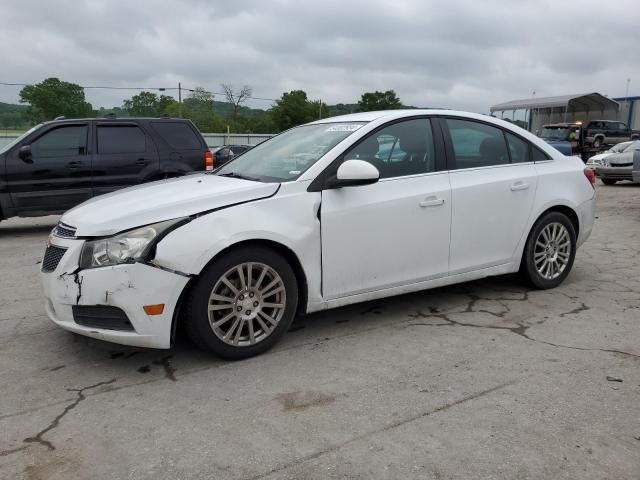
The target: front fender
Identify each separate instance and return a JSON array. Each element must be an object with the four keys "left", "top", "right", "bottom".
[{"left": 152, "top": 188, "right": 323, "bottom": 309}]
